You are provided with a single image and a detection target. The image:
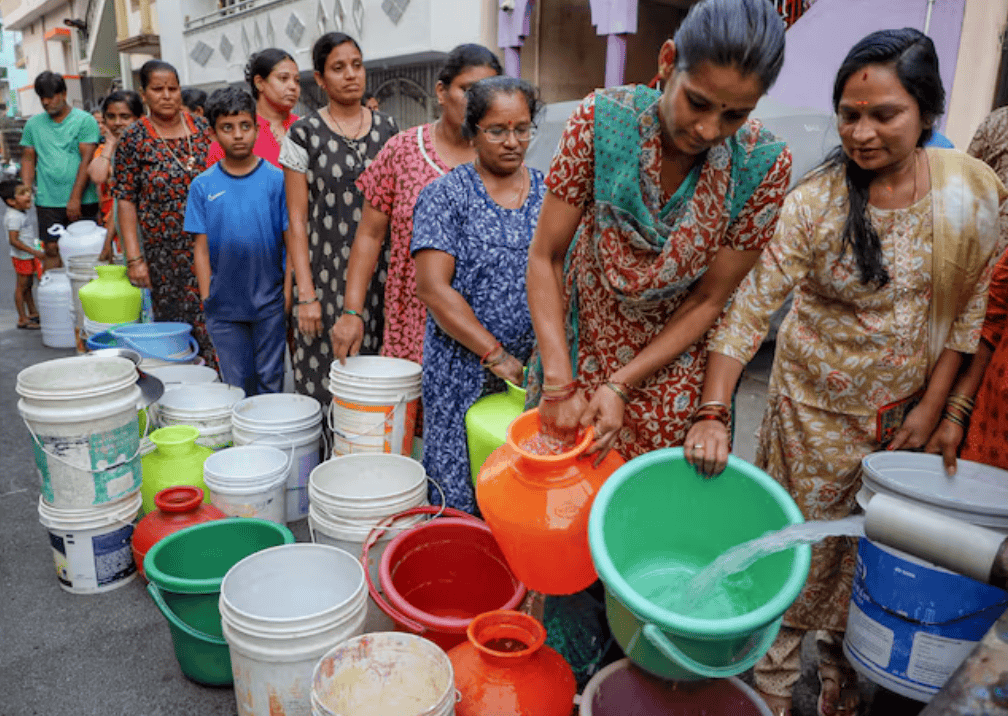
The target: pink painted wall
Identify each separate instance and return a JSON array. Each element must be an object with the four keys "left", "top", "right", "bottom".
[{"left": 769, "top": 0, "right": 966, "bottom": 130}]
